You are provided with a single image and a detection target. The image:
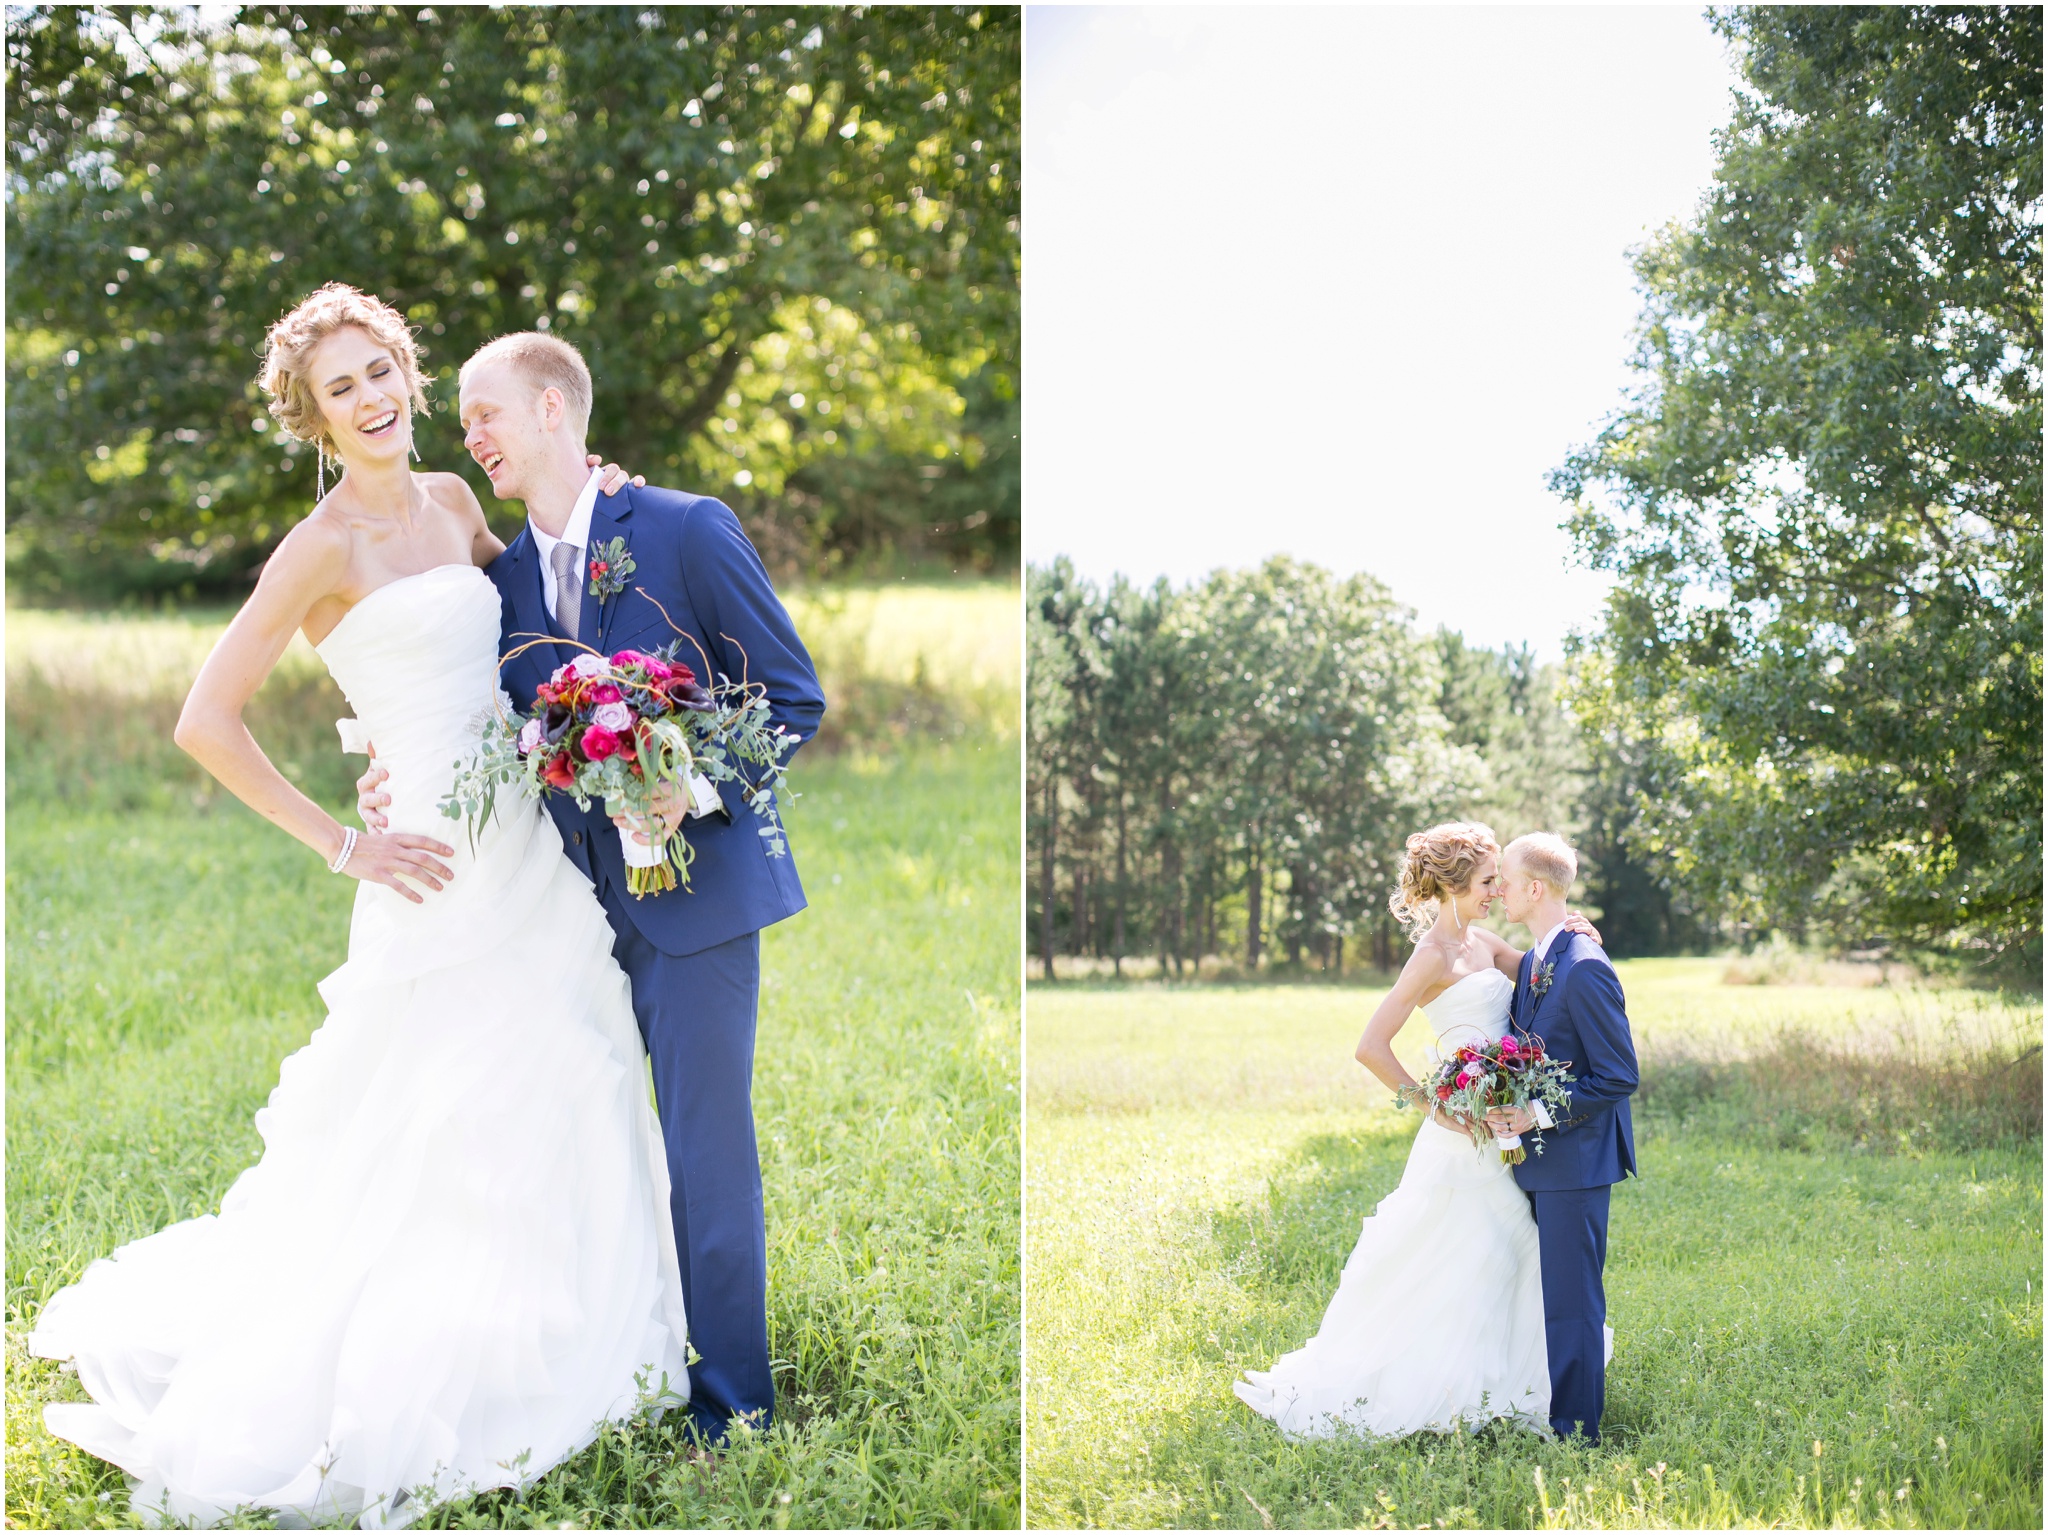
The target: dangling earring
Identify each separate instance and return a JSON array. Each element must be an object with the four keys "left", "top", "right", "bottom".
[{"left": 316, "top": 443, "right": 327, "bottom": 500}]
